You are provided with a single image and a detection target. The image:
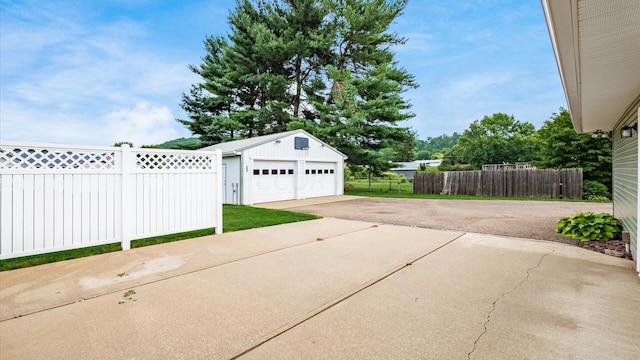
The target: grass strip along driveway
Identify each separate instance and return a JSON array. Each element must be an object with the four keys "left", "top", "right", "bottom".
[
  {"left": 0, "top": 205, "right": 319, "bottom": 271},
  {"left": 345, "top": 178, "right": 606, "bottom": 202}
]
